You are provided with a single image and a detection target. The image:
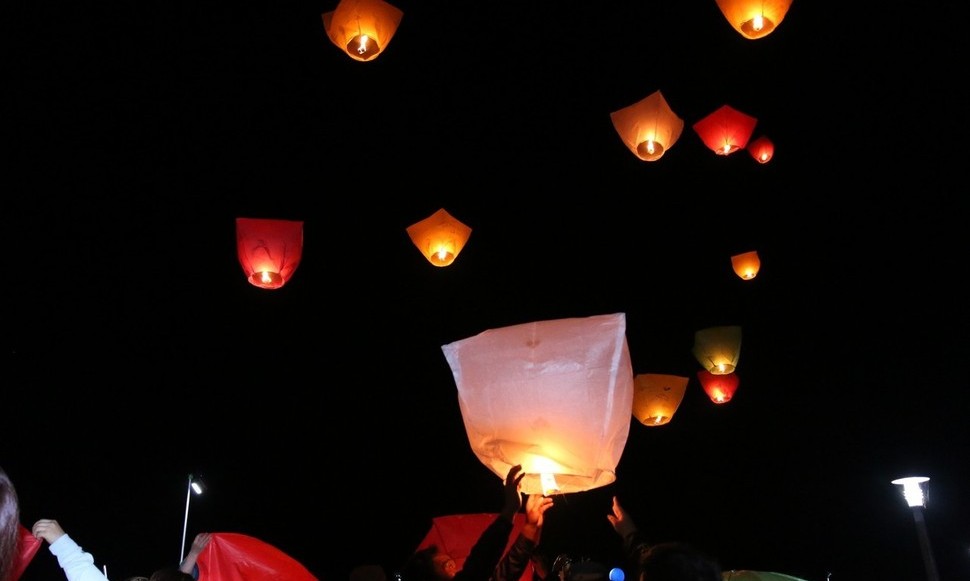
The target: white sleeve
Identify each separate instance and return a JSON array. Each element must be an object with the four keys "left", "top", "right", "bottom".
[{"left": 48, "top": 534, "right": 110, "bottom": 581}]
